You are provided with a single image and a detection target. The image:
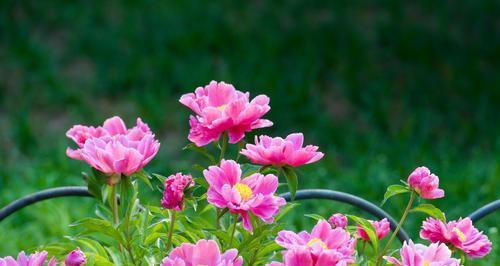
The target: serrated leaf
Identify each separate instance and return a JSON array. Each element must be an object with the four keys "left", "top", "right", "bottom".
[
  {"left": 381, "top": 184, "right": 410, "bottom": 206},
  {"left": 282, "top": 166, "right": 298, "bottom": 200},
  {"left": 410, "top": 203, "right": 446, "bottom": 222}
]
